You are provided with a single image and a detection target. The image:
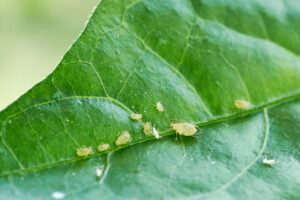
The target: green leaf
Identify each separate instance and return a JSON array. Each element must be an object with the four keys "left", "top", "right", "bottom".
[
  {"left": 1, "top": 100, "right": 300, "bottom": 199},
  {"left": 1, "top": 0, "right": 300, "bottom": 199}
]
